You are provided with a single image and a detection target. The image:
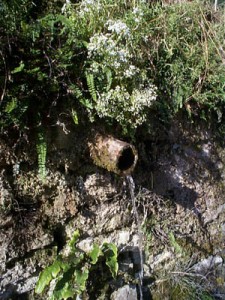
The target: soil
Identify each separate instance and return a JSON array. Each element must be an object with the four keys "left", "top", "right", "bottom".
[{"left": 0, "top": 120, "right": 224, "bottom": 299}]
